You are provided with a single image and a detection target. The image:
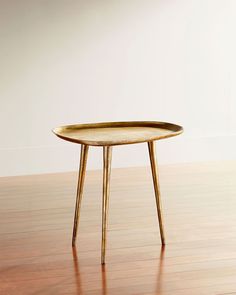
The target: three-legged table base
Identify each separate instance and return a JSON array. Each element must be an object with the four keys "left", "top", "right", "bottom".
[{"left": 72, "top": 141, "right": 165, "bottom": 264}]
